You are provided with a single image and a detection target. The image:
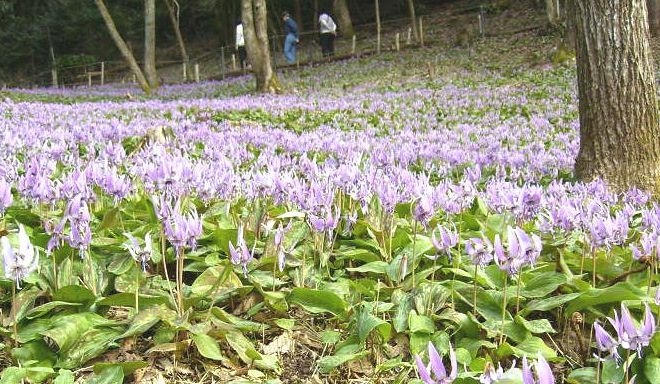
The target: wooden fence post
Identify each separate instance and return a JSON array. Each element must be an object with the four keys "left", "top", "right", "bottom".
[
  {"left": 351, "top": 35, "right": 357, "bottom": 55},
  {"left": 375, "top": 0, "right": 381, "bottom": 54},
  {"left": 221, "top": 46, "right": 226, "bottom": 79},
  {"left": 395, "top": 33, "right": 400, "bottom": 51},
  {"left": 419, "top": 17, "right": 424, "bottom": 47},
  {"left": 183, "top": 62, "right": 187, "bottom": 81},
  {"left": 51, "top": 68, "right": 58, "bottom": 87},
  {"left": 479, "top": 5, "right": 485, "bottom": 37},
  {"left": 88, "top": 72, "right": 92, "bottom": 87},
  {"left": 232, "top": 54, "right": 237, "bottom": 71},
  {"left": 101, "top": 62, "right": 105, "bottom": 85},
  {"left": 194, "top": 63, "right": 200, "bottom": 82},
  {"left": 407, "top": 27, "right": 412, "bottom": 45}
]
